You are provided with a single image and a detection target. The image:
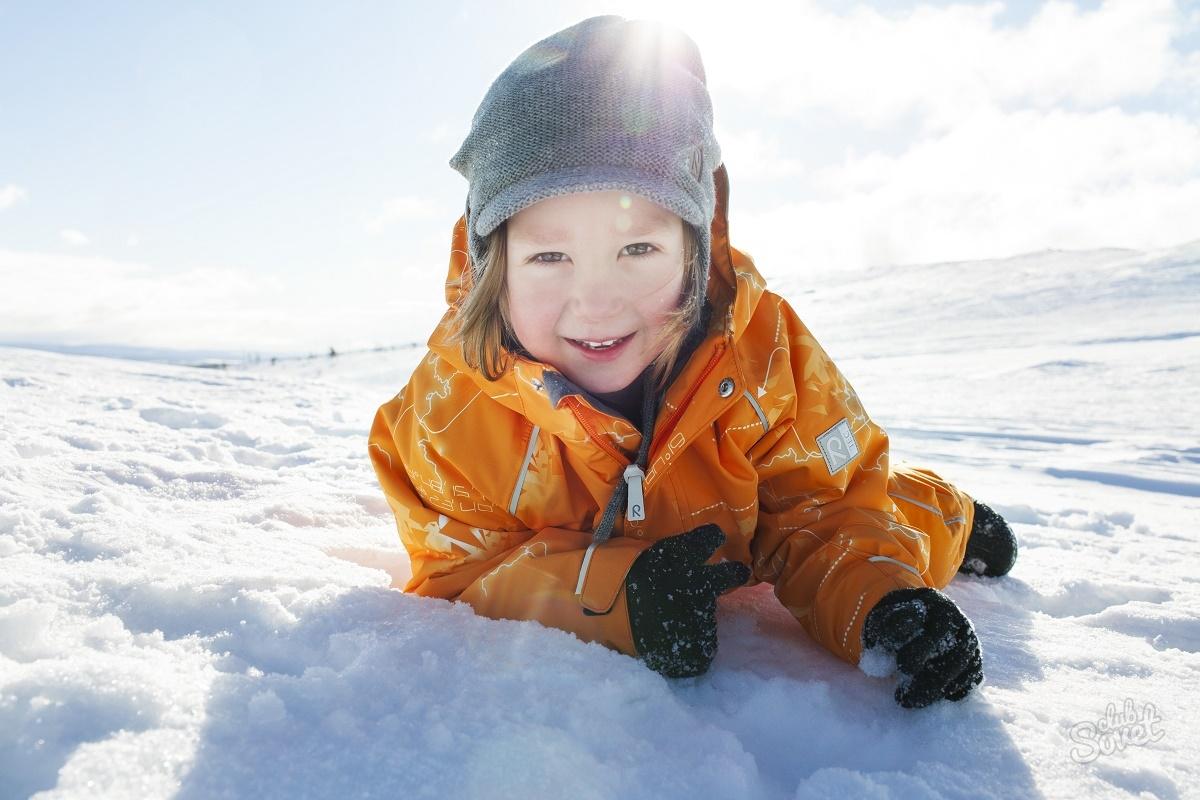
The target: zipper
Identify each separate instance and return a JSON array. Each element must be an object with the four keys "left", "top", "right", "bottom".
[
  {"left": 623, "top": 464, "right": 646, "bottom": 521},
  {"left": 649, "top": 343, "right": 726, "bottom": 463},
  {"left": 567, "top": 341, "right": 726, "bottom": 524},
  {"left": 566, "top": 397, "right": 629, "bottom": 466},
  {"left": 568, "top": 396, "right": 651, "bottom": 525}
]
